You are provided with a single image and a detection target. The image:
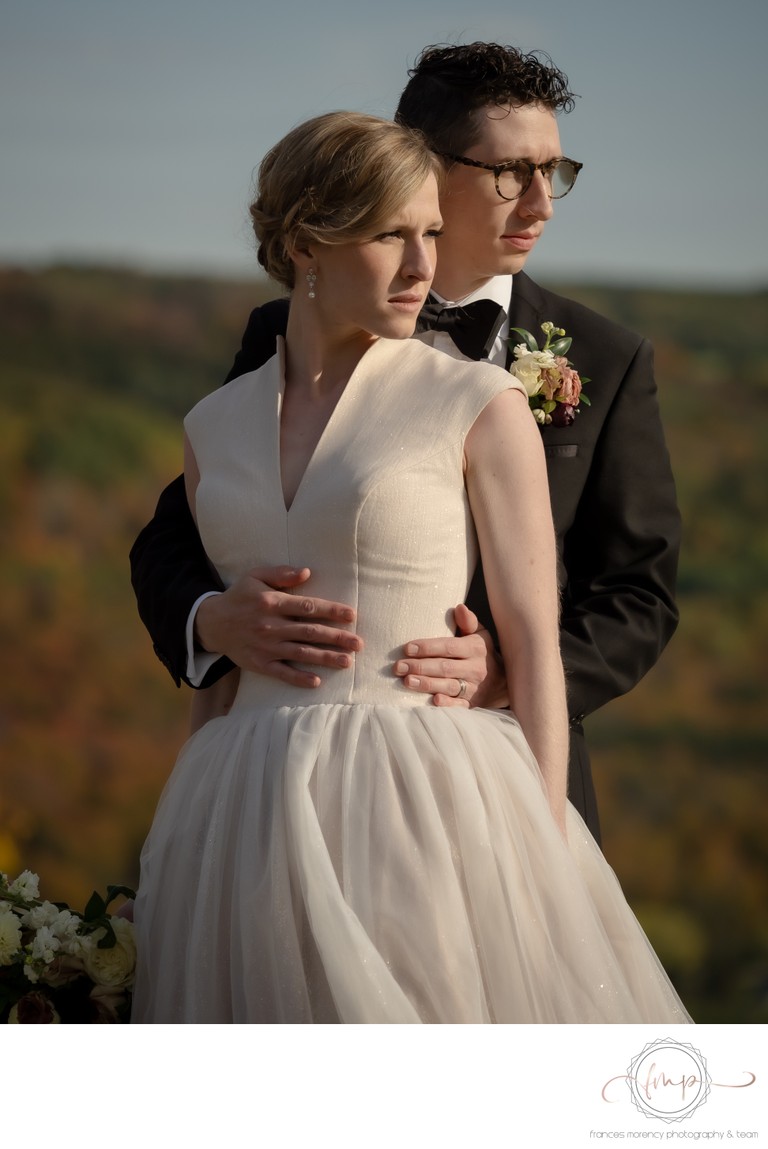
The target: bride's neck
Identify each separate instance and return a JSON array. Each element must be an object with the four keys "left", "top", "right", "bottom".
[{"left": 285, "top": 298, "right": 377, "bottom": 399}]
